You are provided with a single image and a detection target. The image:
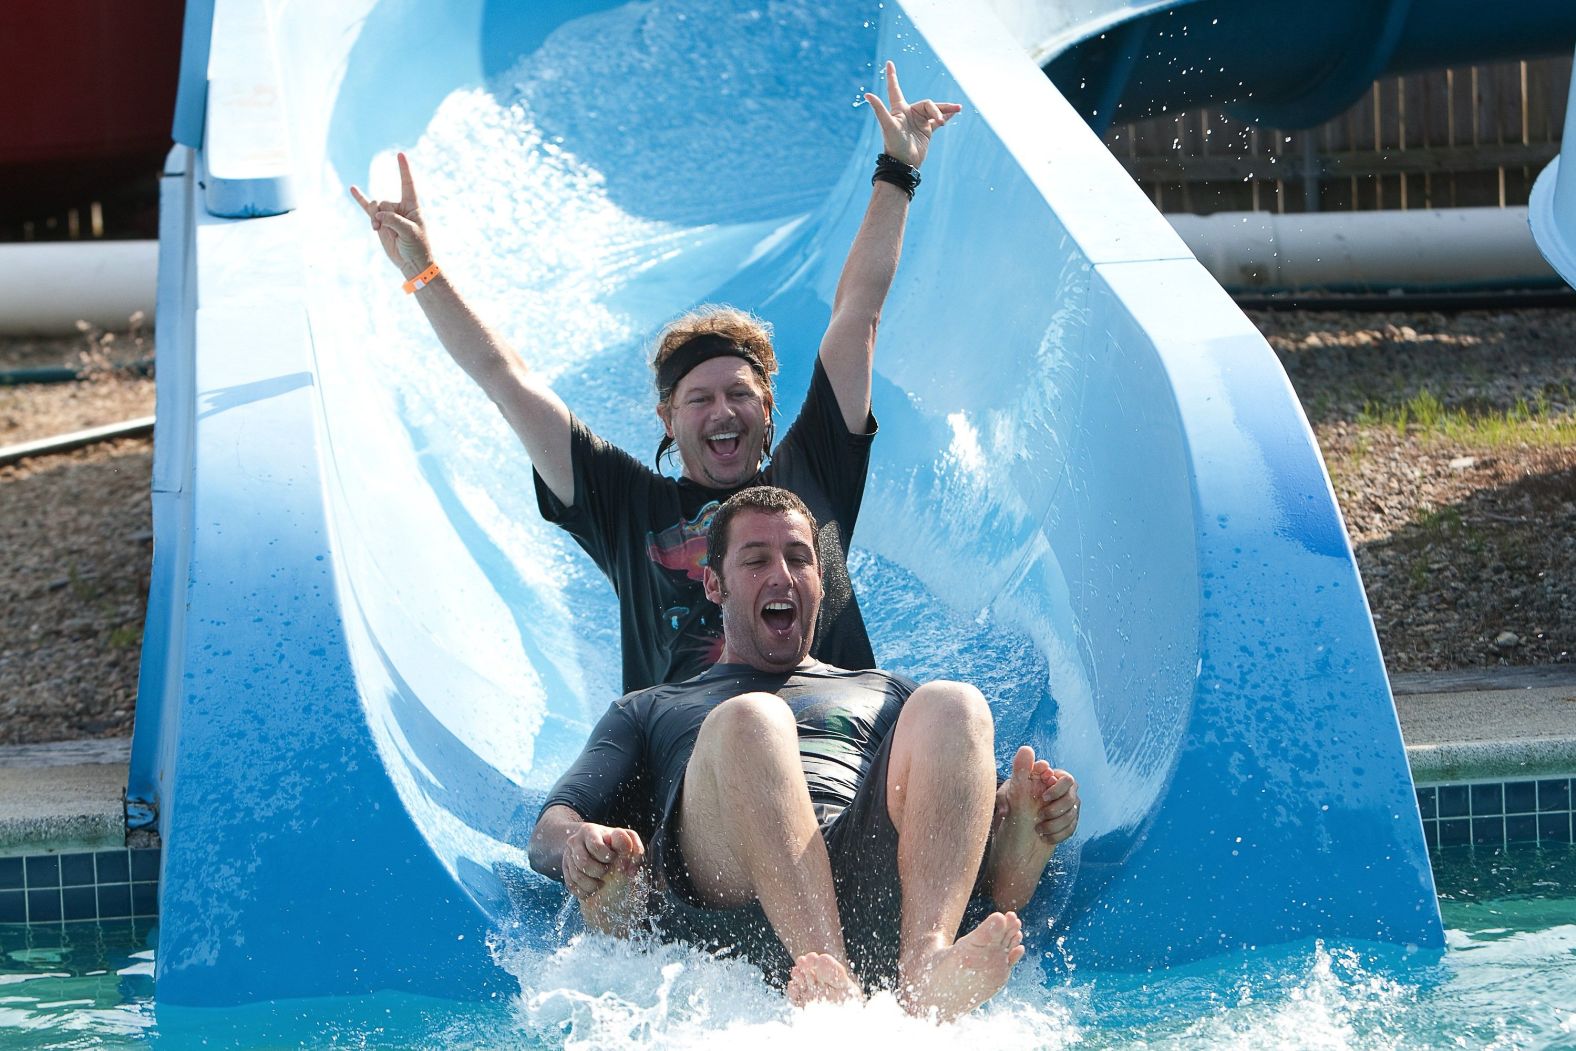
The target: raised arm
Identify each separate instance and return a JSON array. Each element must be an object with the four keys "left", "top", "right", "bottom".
[
  {"left": 818, "top": 61, "right": 961, "bottom": 433},
  {"left": 349, "top": 153, "right": 576, "bottom": 504}
]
